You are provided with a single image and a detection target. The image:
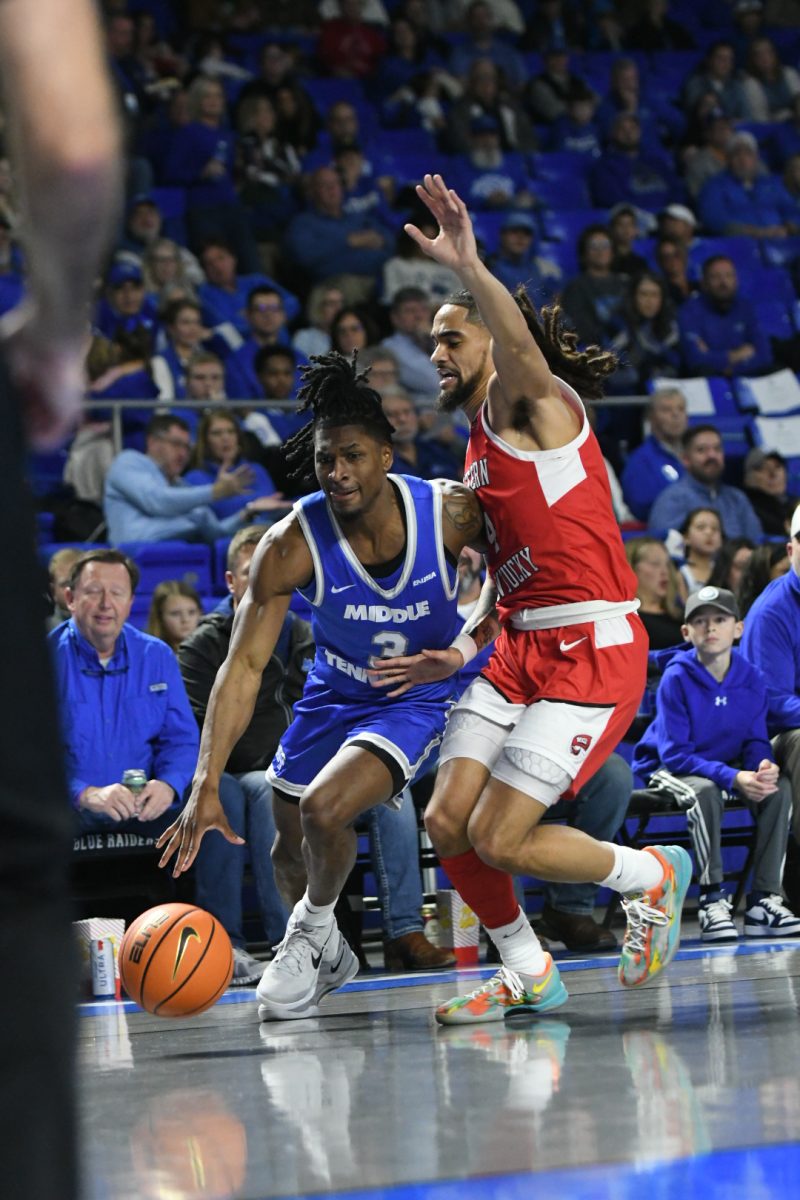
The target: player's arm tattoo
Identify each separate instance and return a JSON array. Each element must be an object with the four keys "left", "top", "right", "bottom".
[
  {"left": 440, "top": 481, "right": 485, "bottom": 548},
  {"left": 462, "top": 575, "right": 500, "bottom": 651}
]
